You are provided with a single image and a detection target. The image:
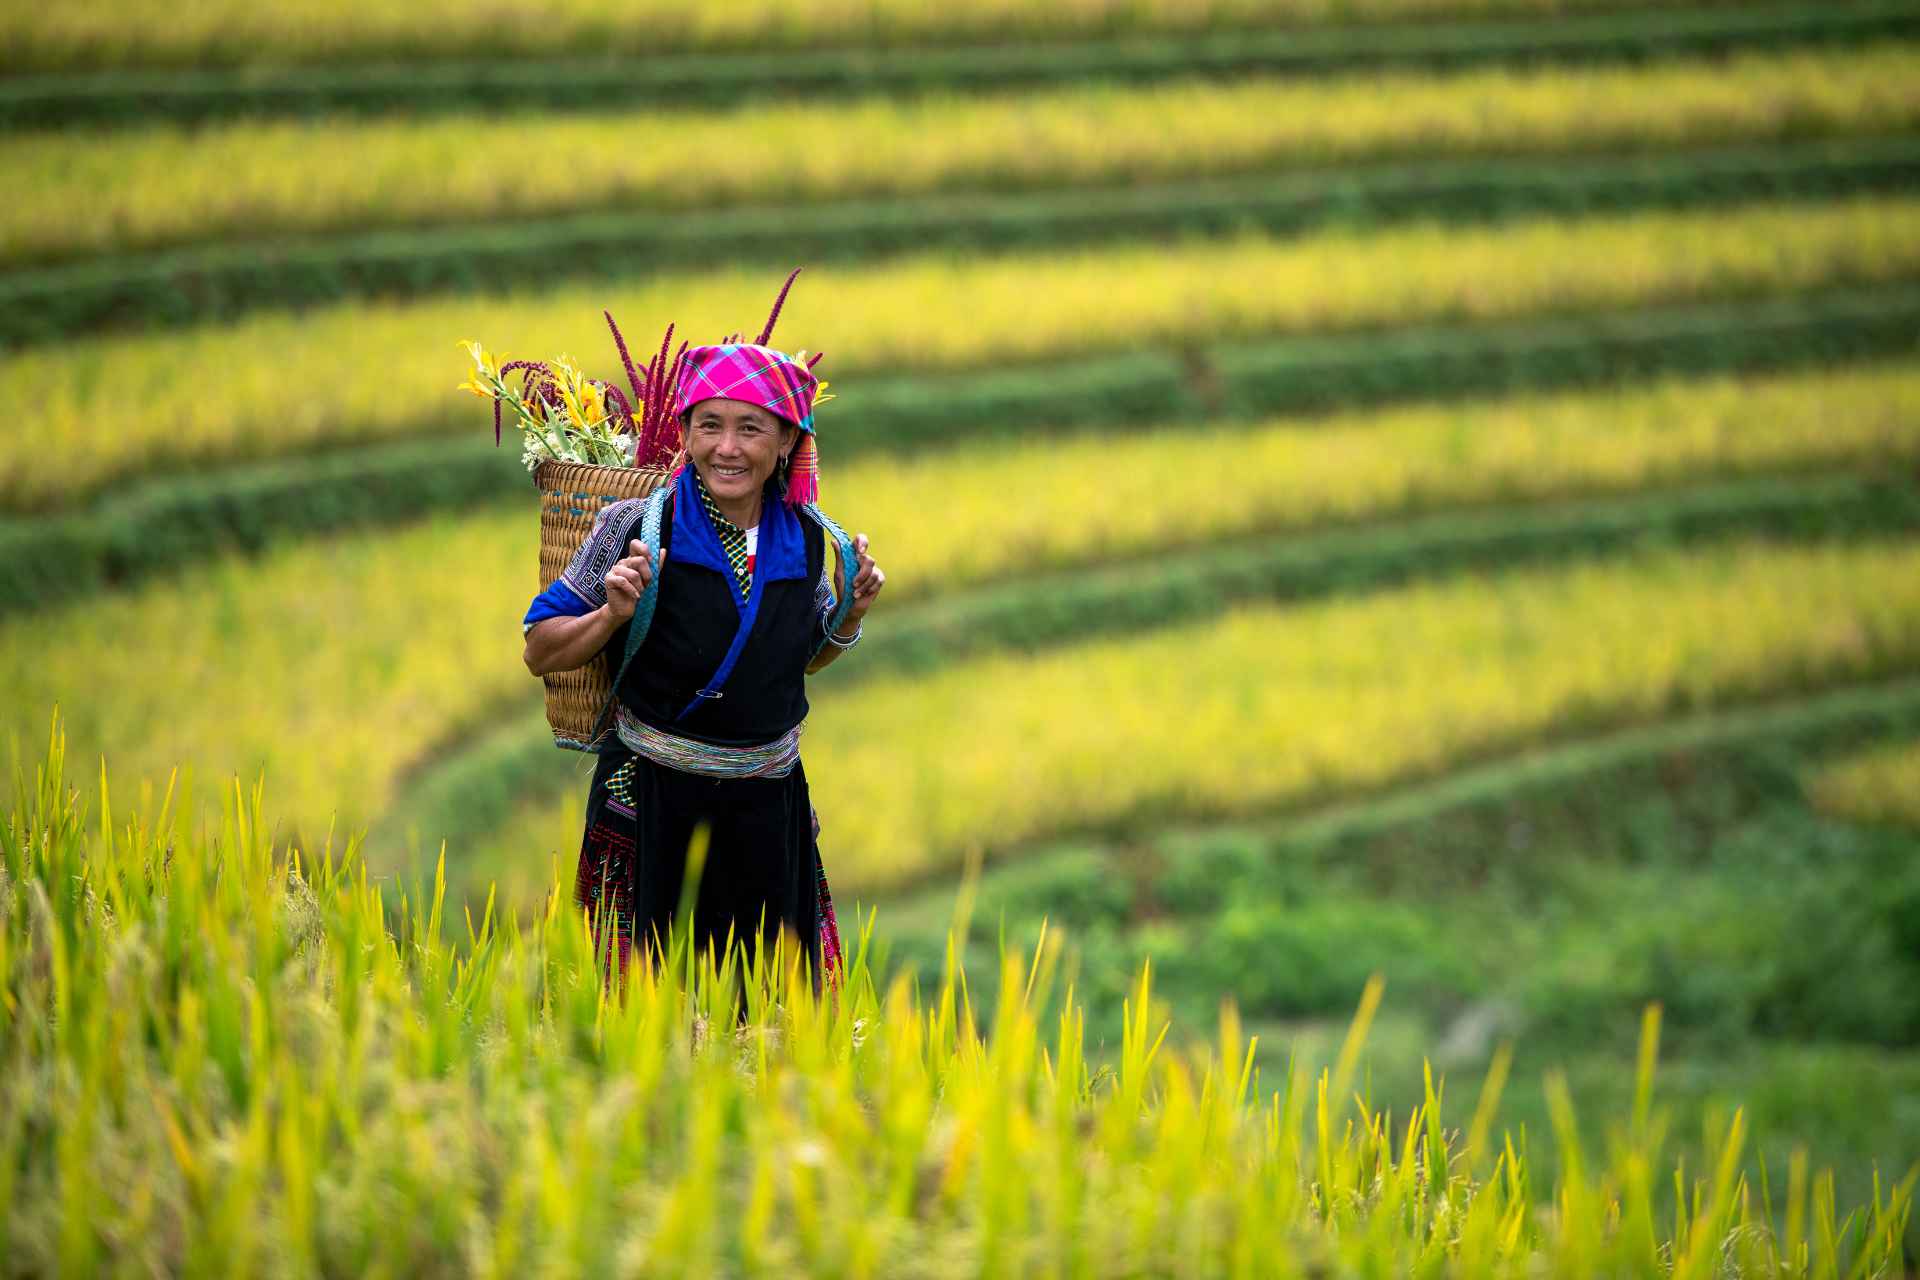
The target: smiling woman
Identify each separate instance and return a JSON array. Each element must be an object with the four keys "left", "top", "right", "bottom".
[{"left": 520, "top": 330, "right": 885, "bottom": 990}]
